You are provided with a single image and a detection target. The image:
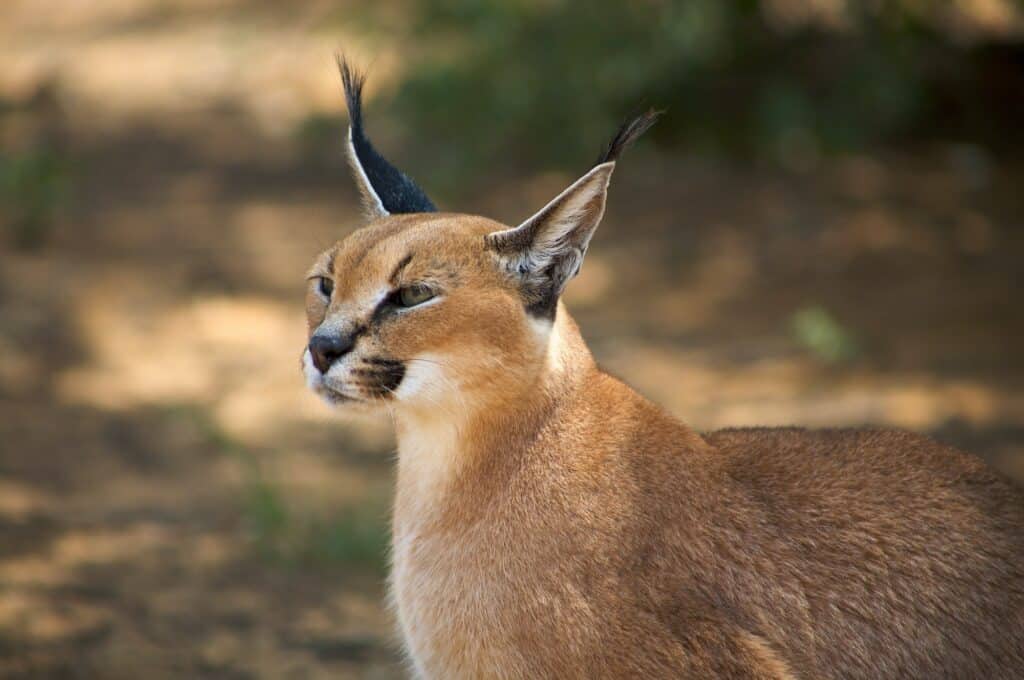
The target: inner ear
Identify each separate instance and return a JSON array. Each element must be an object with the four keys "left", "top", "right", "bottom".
[
  {"left": 485, "top": 109, "right": 660, "bottom": 318},
  {"left": 486, "top": 162, "right": 615, "bottom": 317}
]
